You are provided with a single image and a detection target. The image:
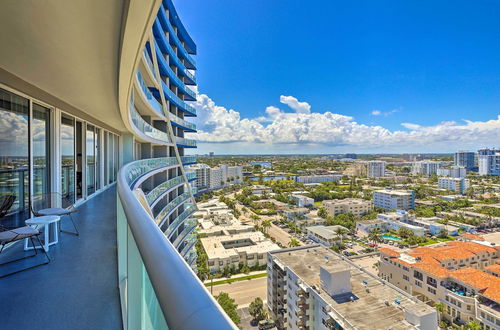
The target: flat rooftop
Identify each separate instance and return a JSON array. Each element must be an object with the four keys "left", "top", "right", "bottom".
[
  {"left": 201, "top": 231, "right": 279, "bottom": 259},
  {"left": 272, "top": 246, "right": 433, "bottom": 329},
  {"left": 307, "top": 225, "right": 349, "bottom": 239}
]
